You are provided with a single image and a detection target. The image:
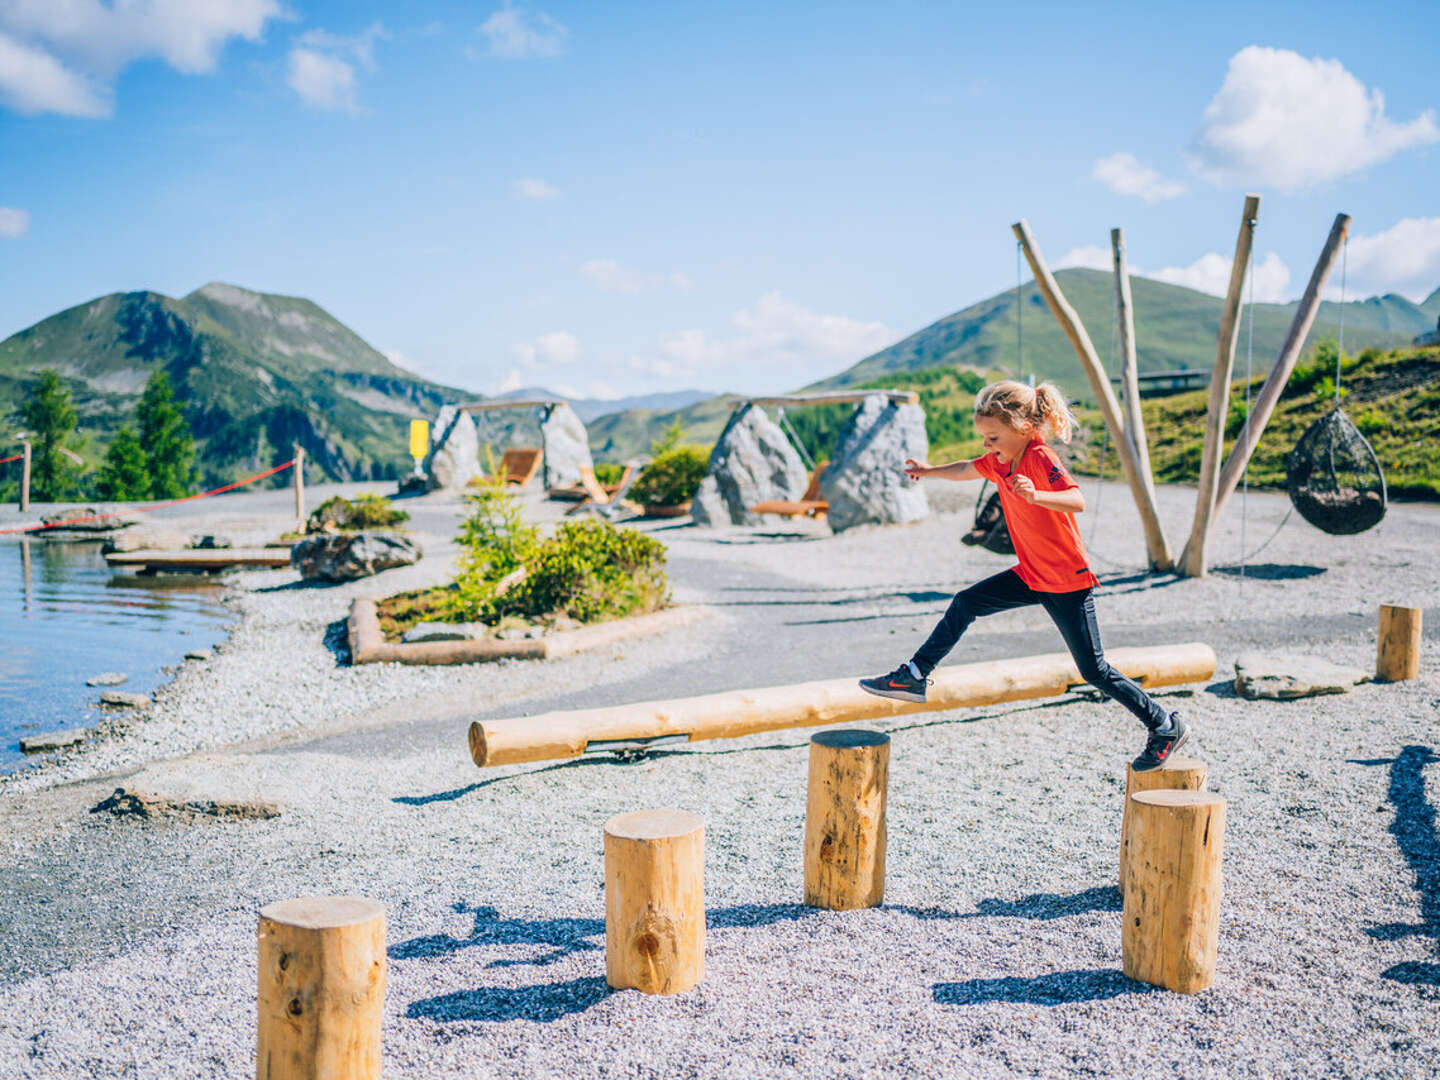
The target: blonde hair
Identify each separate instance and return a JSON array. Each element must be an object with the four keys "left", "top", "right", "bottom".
[{"left": 973, "top": 379, "right": 1077, "bottom": 444}]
